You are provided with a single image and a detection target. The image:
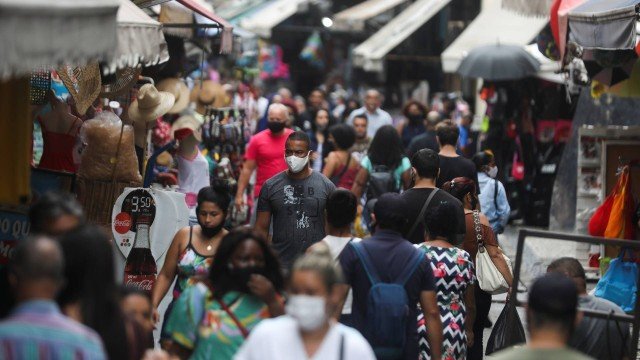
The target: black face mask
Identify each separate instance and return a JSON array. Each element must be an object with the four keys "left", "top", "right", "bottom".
[
  {"left": 267, "top": 121, "right": 286, "bottom": 133},
  {"left": 408, "top": 114, "right": 423, "bottom": 124},
  {"left": 229, "top": 266, "right": 267, "bottom": 292},
  {"left": 197, "top": 208, "right": 225, "bottom": 238}
]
